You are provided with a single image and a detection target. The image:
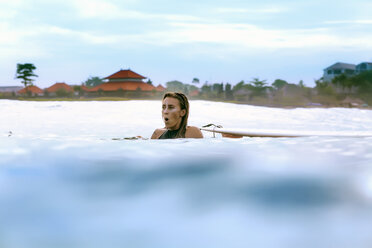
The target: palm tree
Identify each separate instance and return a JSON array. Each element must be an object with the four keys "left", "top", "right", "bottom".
[
  {"left": 15, "top": 63, "right": 38, "bottom": 88},
  {"left": 250, "top": 78, "right": 267, "bottom": 97}
]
